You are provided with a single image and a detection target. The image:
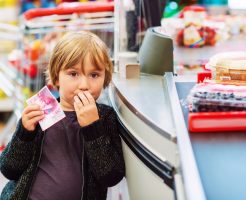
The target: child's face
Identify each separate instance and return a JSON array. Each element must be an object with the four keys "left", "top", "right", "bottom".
[{"left": 56, "top": 54, "right": 106, "bottom": 111}]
